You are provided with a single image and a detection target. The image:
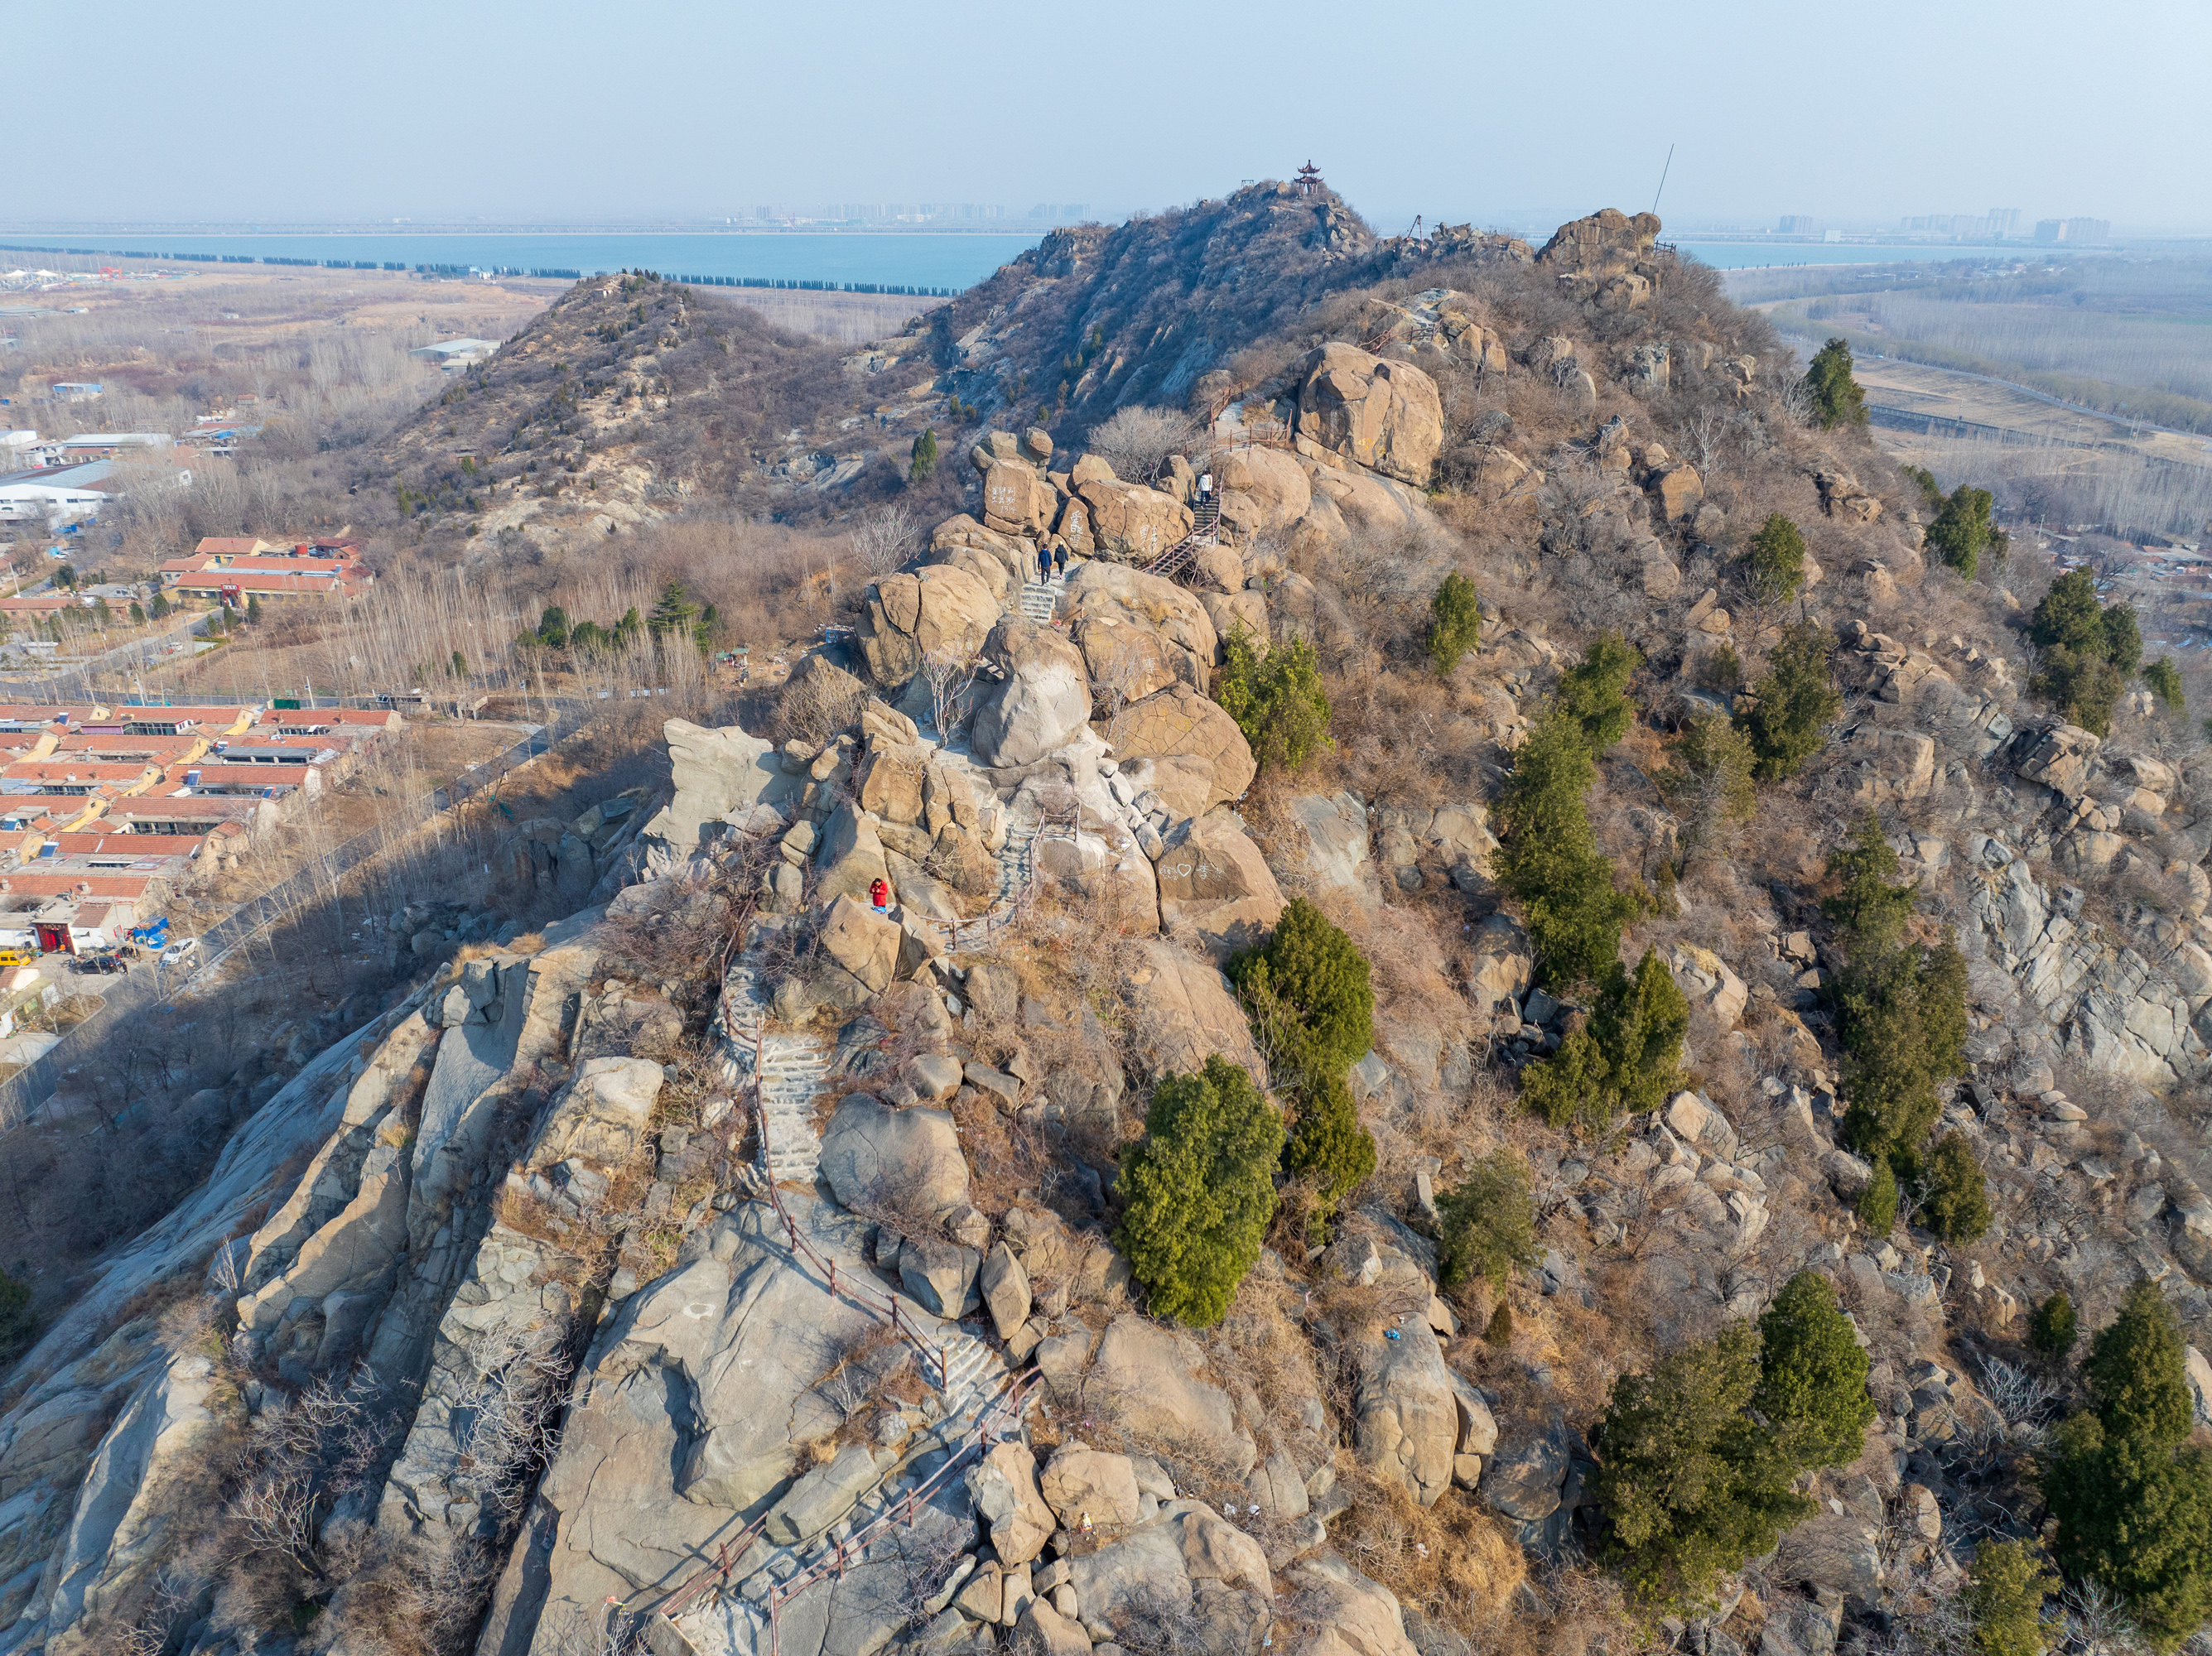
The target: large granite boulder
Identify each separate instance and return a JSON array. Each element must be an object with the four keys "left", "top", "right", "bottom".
[
  {"left": 1374, "top": 803, "right": 1496, "bottom": 893},
  {"left": 1294, "top": 454, "right": 1432, "bottom": 538},
  {"left": 1075, "top": 1314, "right": 1257, "bottom": 1477},
  {"left": 1153, "top": 812, "right": 1286, "bottom": 961},
  {"left": 1040, "top": 1443, "right": 1144, "bottom": 1530},
  {"left": 855, "top": 565, "right": 999, "bottom": 687},
  {"left": 640, "top": 718, "right": 799, "bottom": 860},
  {"left": 1289, "top": 792, "right": 1379, "bottom": 904},
  {"left": 968, "top": 1441, "right": 1055, "bottom": 1565},
  {"left": 1061, "top": 561, "right": 1219, "bottom": 693},
  {"left": 1077, "top": 477, "right": 1193, "bottom": 562},
  {"left": 1280, "top": 1551, "right": 1424, "bottom": 1656},
  {"left": 1294, "top": 343, "right": 1444, "bottom": 485},
  {"left": 1212, "top": 446, "right": 1312, "bottom": 534},
  {"left": 971, "top": 614, "right": 1095, "bottom": 768},
  {"left": 1122, "top": 939, "right": 1265, "bottom": 1084},
  {"left": 817, "top": 1095, "right": 971, "bottom": 1219},
  {"left": 1076, "top": 616, "right": 1183, "bottom": 707},
  {"left": 981, "top": 460, "right": 1054, "bottom": 537},
  {"left": 926, "top": 513, "right": 1029, "bottom": 604},
  {"left": 1063, "top": 1500, "right": 1273, "bottom": 1644},
  {"left": 1110, "top": 684, "right": 1256, "bottom": 808}
]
